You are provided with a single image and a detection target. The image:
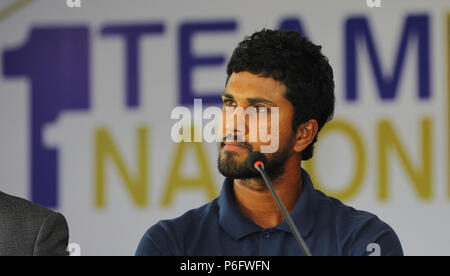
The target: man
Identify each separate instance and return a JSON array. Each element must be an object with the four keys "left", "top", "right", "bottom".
[
  {"left": 136, "top": 29, "right": 403, "bottom": 256},
  {"left": 0, "top": 191, "right": 69, "bottom": 256}
]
